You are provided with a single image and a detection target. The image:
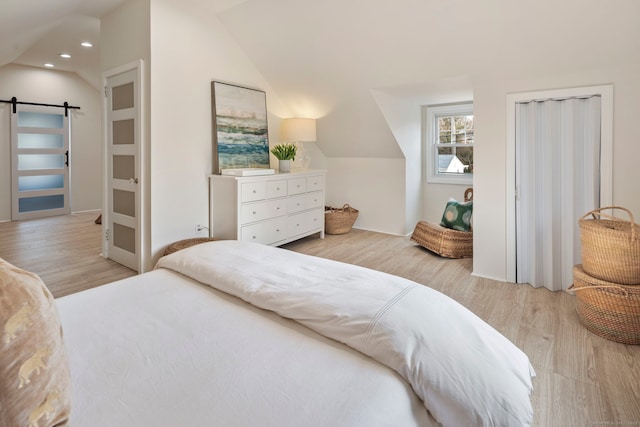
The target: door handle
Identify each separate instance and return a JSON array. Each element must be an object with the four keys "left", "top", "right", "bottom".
[
  {"left": 65, "top": 150, "right": 69, "bottom": 167},
  {"left": 129, "top": 178, "right": 139, "bottom": 184}
]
